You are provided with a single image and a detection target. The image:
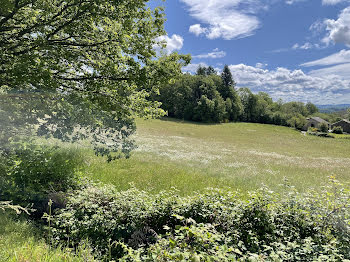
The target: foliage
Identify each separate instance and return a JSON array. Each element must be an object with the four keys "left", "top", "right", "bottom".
[
  {"left": 156, "top": 68, "right": 321, "bottom": 128},
  {"left": 51, "top": 179, "right": 350, "bottom": 261},
  {"left": 307, "top": 131, "right": 334, "bottom": 138},
  {"left": 306, "top": 102, "right": 319, "bottom": 115},
  {"left": 0, "top": 143, "right": 83, "bottom": 214},
  {"left": 319, "top": 122, "right": 329, "bottom": 133},
  {"left": 157, "top": 73, "right": 240, "bottom": 123},
  {"left": 221, "top": 65, "right": 235, "bottom": 89},
  {"left": 156, "top": 67, "right": 242, "bottom": 123},
  {"left": 287, "top": 114, "right": 307, "bottom": 130},
  {"left": 0, "top": 0, "right": 190, "bottom": 159},
  {"left": 333, "top": 126, "right": 344, "bottom": 134}
]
